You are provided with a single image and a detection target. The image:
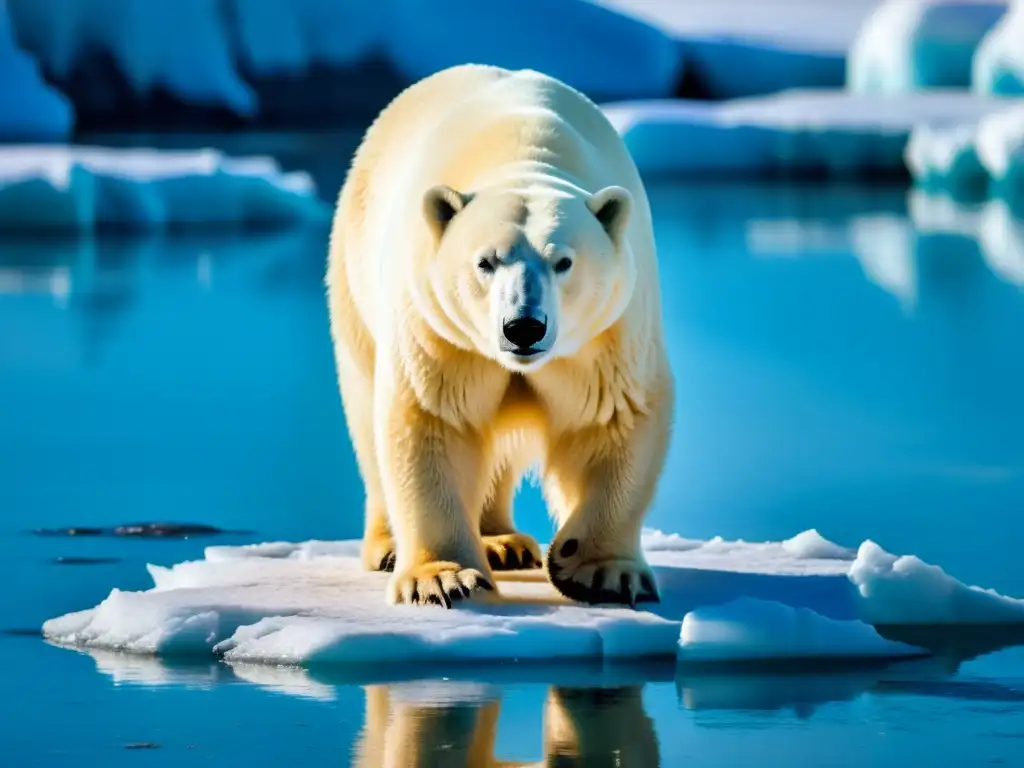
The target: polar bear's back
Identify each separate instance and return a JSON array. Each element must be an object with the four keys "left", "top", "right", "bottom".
[{"left": 343, "top": 63, "right": 645, "bottom": 247}]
